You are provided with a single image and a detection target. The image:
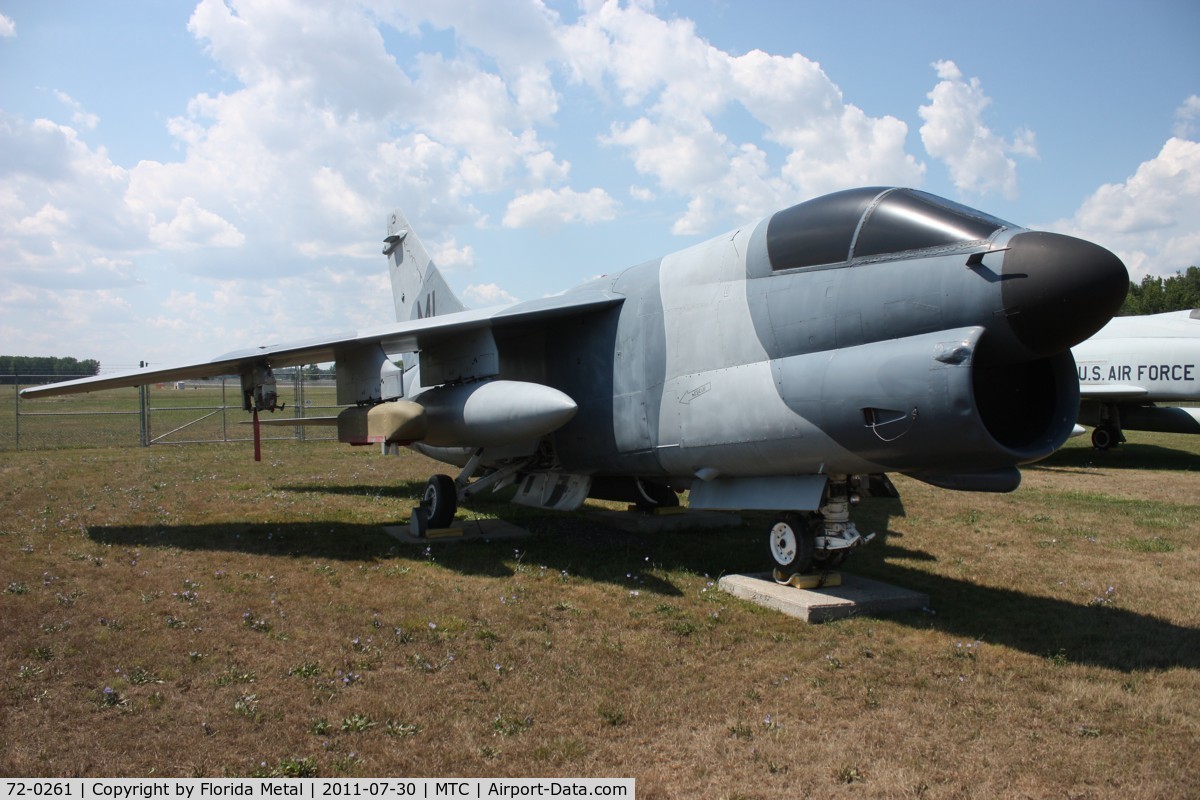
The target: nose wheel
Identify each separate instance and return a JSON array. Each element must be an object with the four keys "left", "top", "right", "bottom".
[{"left": 769, "top": 513, "right": 816, "bottom": 577}]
